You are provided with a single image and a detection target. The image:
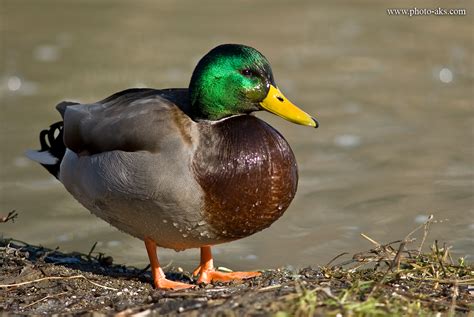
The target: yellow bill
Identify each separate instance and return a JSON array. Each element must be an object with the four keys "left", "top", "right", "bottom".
[{"left": 260, "top": 85, "right": 318, "bottom": 128}]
